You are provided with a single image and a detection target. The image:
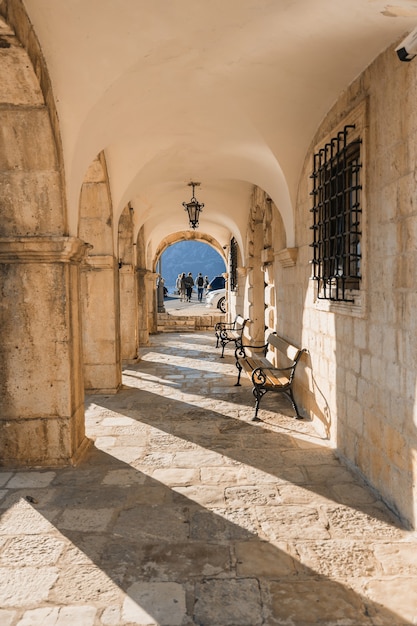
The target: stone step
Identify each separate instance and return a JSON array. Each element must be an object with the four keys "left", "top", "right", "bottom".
[{"left": 157, "top": 312, "right": 225, "bottom": 332}]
